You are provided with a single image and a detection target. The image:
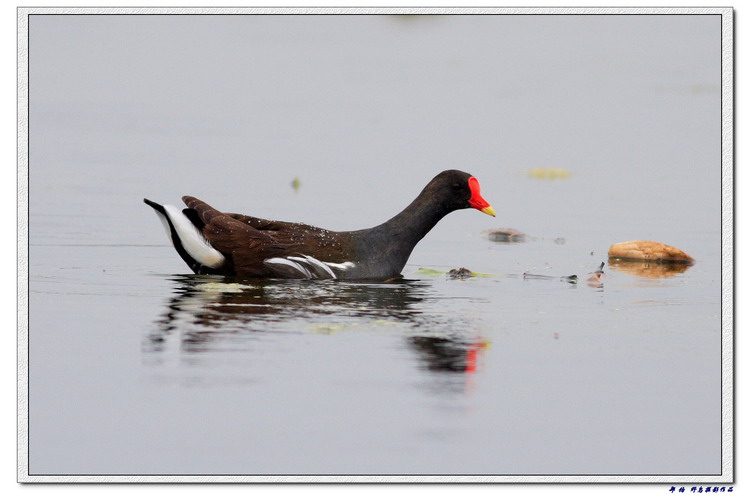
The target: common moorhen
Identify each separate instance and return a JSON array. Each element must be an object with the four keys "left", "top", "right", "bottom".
[{"left": 144, "top": 169, "right": 495, "bottom": 280}]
